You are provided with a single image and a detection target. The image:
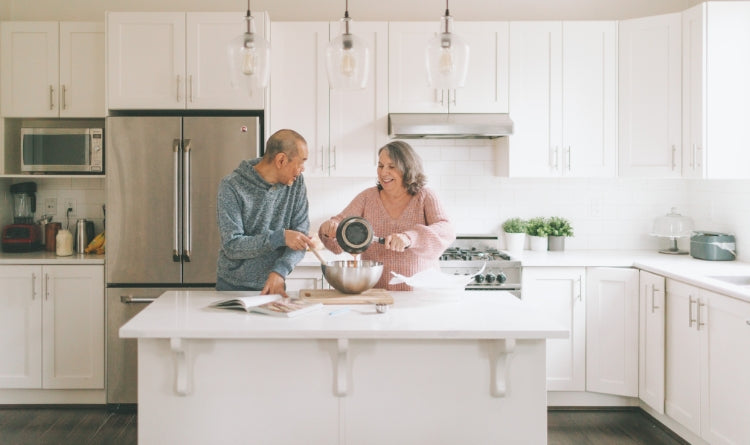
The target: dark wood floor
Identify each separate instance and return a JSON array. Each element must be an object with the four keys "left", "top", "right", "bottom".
[{"left": 0, "top": 406, "right": 688, "bottom": 444}]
